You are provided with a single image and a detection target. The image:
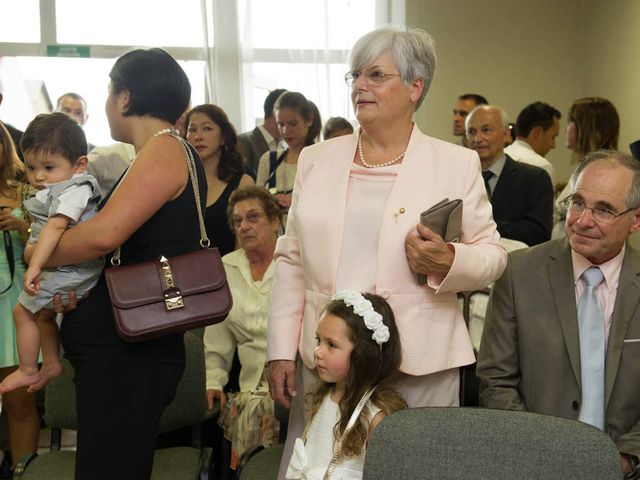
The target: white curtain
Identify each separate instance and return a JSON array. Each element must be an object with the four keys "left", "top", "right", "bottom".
[{"left": 200, "top": 0, "right": 405, "bottom": 132}]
